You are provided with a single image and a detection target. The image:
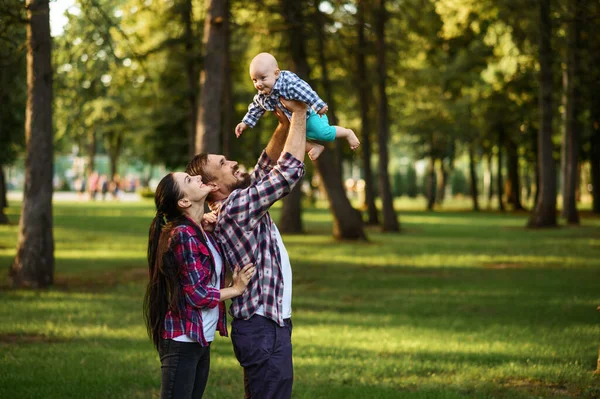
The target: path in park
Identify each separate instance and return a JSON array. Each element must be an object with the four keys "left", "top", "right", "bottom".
[{"left": 7, "top": 191, "right": 142, "bottom": 202}]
